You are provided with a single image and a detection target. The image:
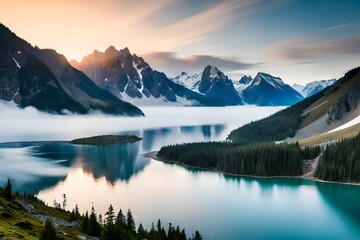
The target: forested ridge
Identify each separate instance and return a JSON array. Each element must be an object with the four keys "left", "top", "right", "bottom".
[
  {"left": 316, "top": 134, "right": 360, "bottom": 182},
  {"left": 158, "top": 142, "right": 321, "bottom": 177},
  {"left": 227, "top": 91, "right": 324, "bottom": 145}
]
